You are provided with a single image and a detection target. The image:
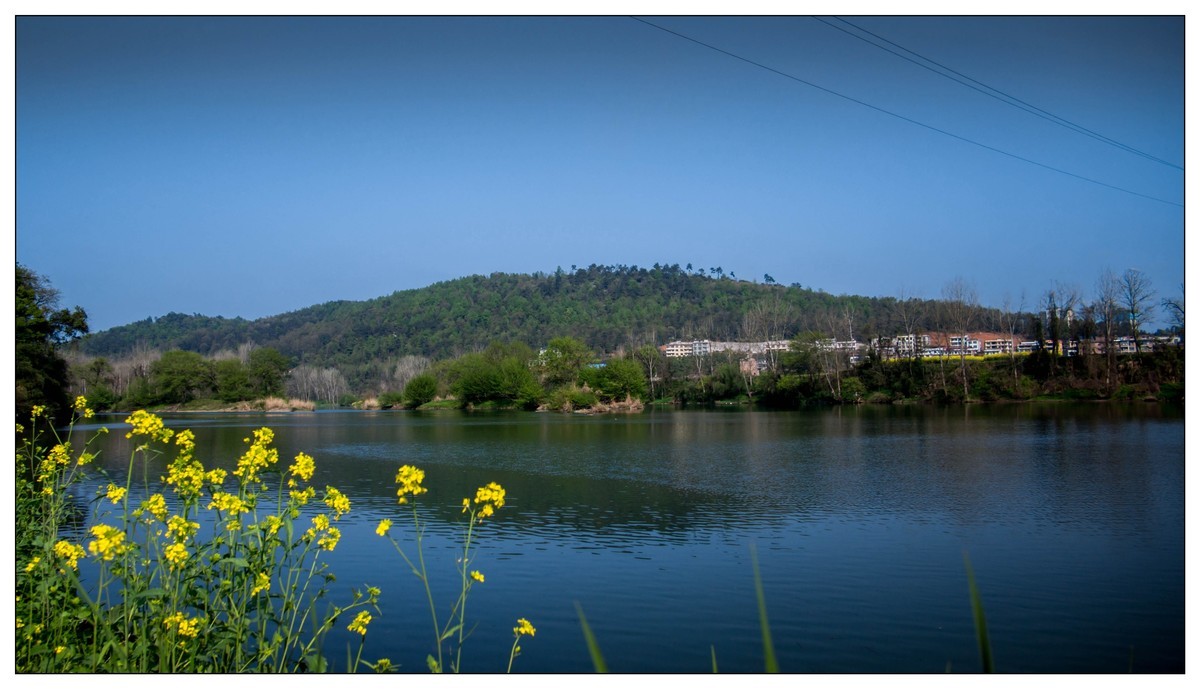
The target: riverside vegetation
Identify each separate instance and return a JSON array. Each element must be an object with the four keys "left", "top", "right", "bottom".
[
  {"left": 41, "top": 263, "right": 1179, "bottom": 416},
  {"left": 15, "top": 401, "right": 535, "bottom": 673}
]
